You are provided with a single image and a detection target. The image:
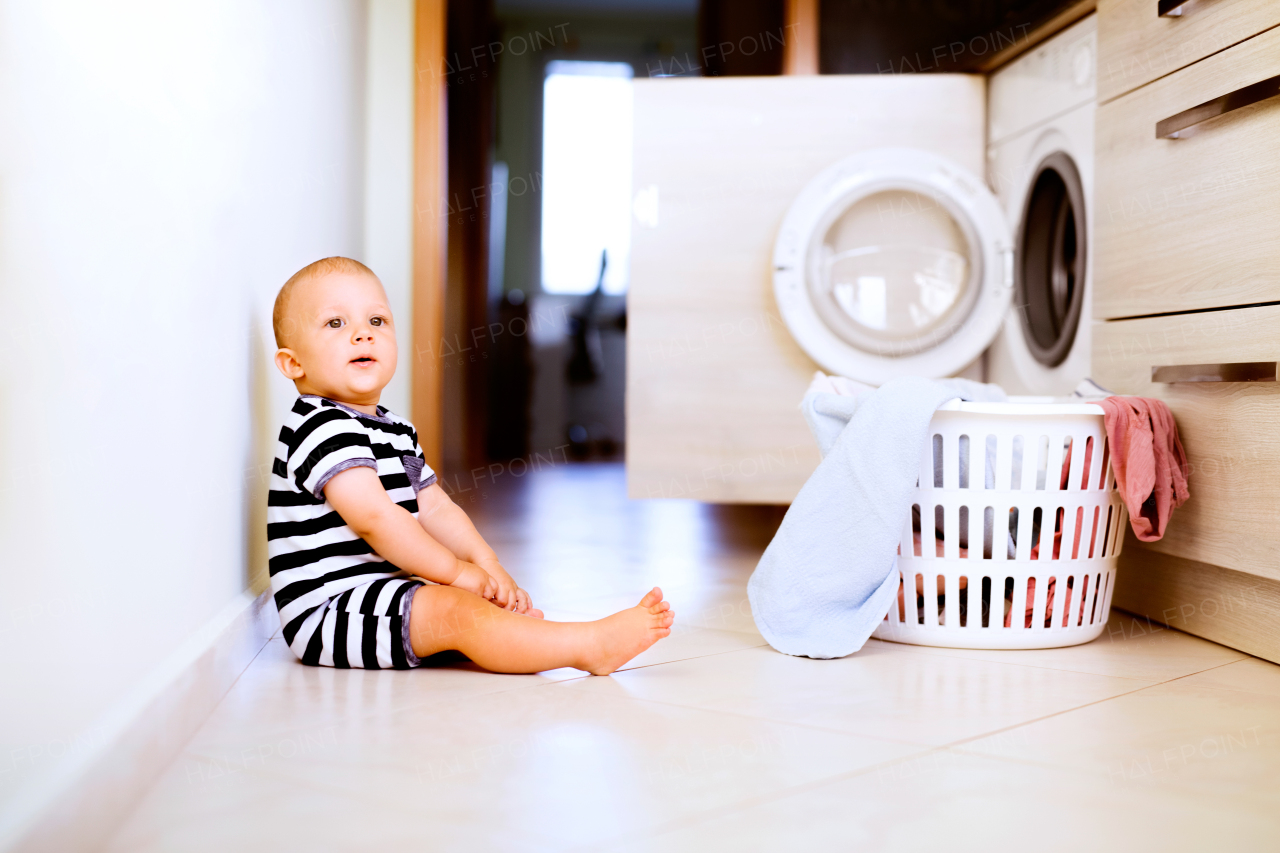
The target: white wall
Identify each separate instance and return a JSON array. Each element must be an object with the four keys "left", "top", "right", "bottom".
[
  {"left": 364, "top": 0, "right": 416, "bottom": 418},
  {"left": 0, "top": 0, "right": 371, "bottom": 816}
]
